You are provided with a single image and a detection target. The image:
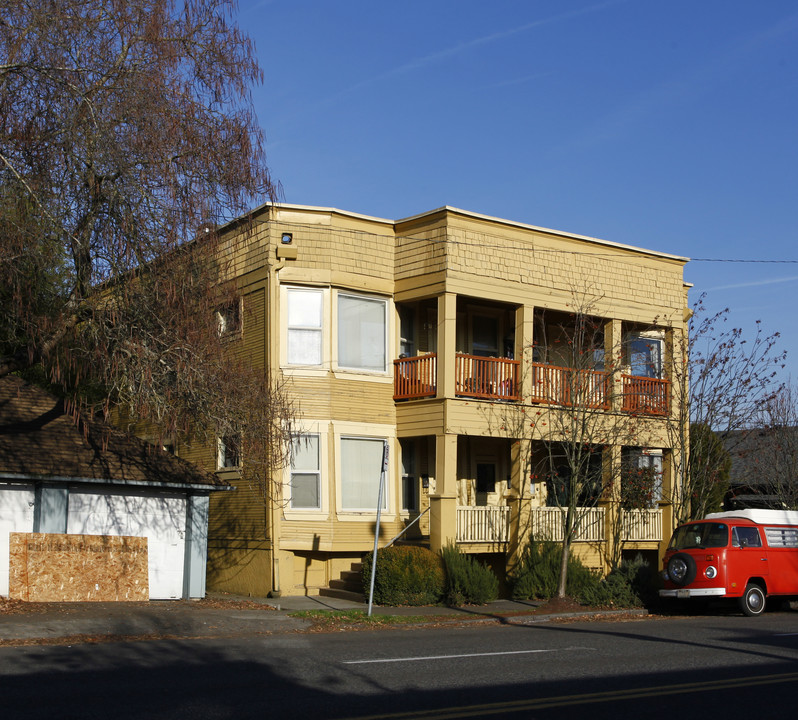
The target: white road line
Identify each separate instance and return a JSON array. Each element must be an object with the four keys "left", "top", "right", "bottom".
[{"left": 343, "top": 646, "right": 594, "bottom": 665}]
